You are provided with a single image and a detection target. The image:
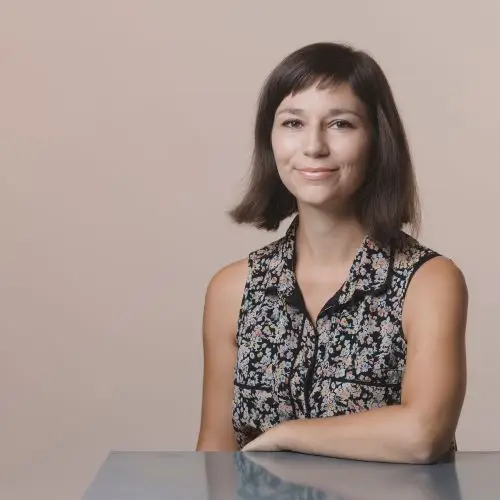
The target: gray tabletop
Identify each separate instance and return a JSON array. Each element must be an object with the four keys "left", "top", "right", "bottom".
[{"left": 82, "top": 450, "right": 500, "bottom": 499}]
